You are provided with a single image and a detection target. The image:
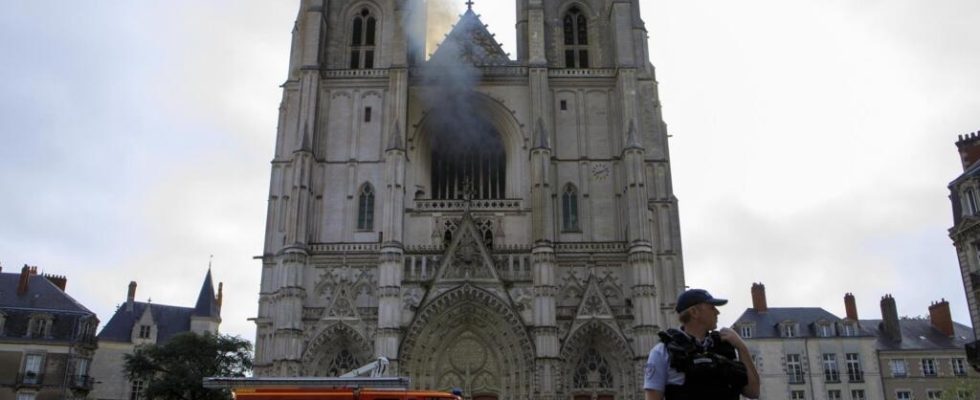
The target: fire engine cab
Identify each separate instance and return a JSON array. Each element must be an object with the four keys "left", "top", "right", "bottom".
[
  {"left": 204, "top": 358, "right": 463, "bottom": 400},
  {"left": 202, "top": 376, "right": 462, "bottom": 400}
]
